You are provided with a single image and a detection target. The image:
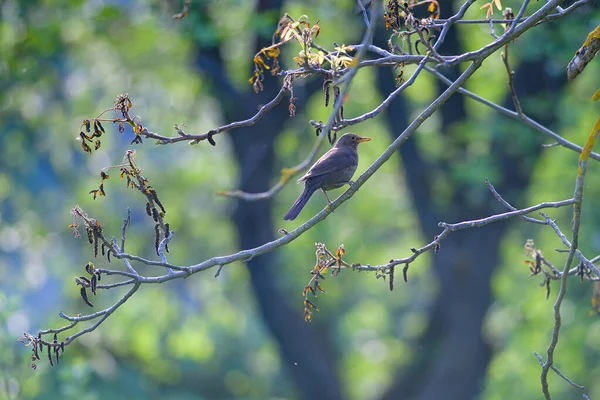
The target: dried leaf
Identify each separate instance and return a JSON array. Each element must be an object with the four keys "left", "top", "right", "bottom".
[{"left": 304, "top": 299, "right": 319, "bottom": 311}]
